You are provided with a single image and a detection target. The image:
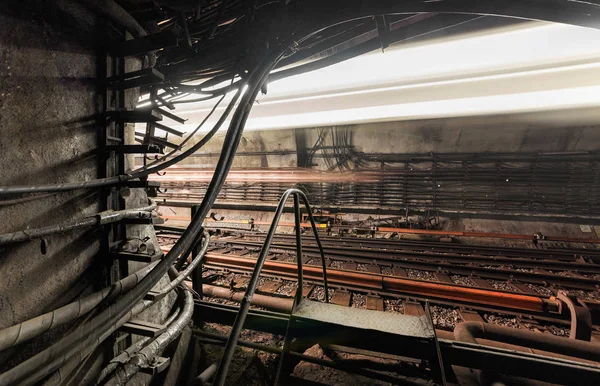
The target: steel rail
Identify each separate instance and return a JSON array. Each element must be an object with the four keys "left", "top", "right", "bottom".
[
  {"left": 217, "top": 243, "right": 600, "bottom": 291},
  {"left": 202, "top": 252, "right": 556, "bottom": 314},
  {"left": 224, "top": 234, "right": 597, "bottom": 260},
  {"left": 160, "top": 213, "right": 600, "bottom": 244},
  {"left": 222, "top": 240, "right": 600, "bottom": 274}
]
